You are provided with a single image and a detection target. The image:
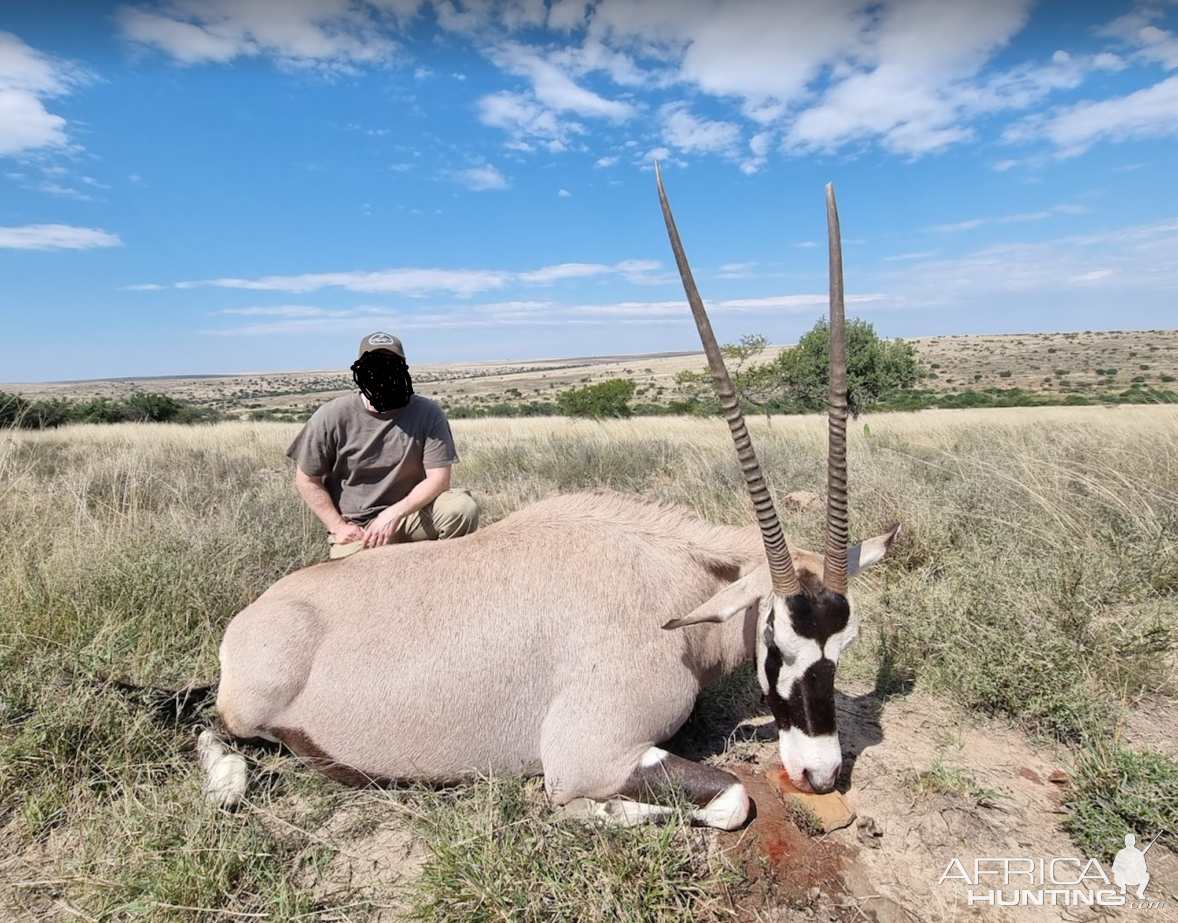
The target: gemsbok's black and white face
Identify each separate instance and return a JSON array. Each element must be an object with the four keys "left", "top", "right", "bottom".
[
  {"left": 655, "top": 163, "right": 899, "bottom": 797},
  {"left": 761, "top": 587, "right": 856, "bottom": 793}
]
